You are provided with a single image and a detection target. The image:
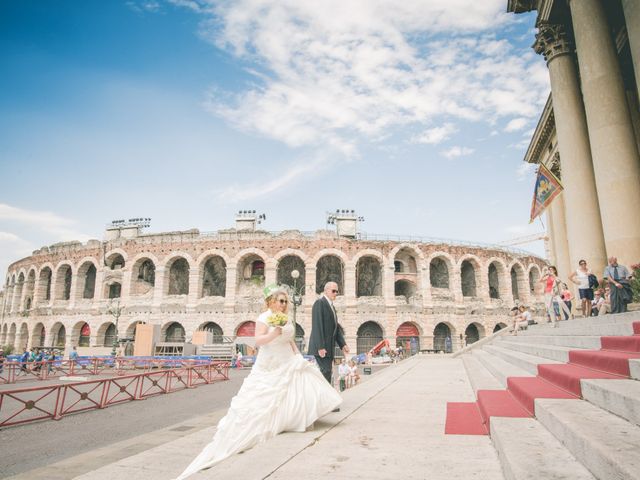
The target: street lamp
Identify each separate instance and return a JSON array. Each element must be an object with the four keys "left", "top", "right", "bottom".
[
  {"left": 106, "top": 298, "right": 124, "bottom": 356},
  {"left": 290, "top": 270, "right": 303, "bottom": 350}
]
